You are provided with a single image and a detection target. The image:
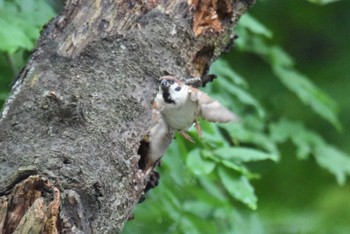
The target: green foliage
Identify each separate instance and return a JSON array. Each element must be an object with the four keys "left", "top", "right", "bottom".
[
  {"left": 0, "top": 0, "right": 55, "bottom": 107},
  {"left": 124, "top": 0, "right": 350, "bottom": 233},
  {"left": 0, "top": 0, "right": 55, "bottom": 53},
  {"left": 124, "top": 138, "right": 264, "bottom": 234},
  {"left": 218, "top": 167, "right": 257, "bottom": 209},
  {"left": 236, "top": 14, "right": 341, "bottom": 129},
  {"left": 307, "top": 0, "right": 340, "bottom": 4},
  {"left": 270, "top": 119, "right": 350, "bottom": 185}
]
